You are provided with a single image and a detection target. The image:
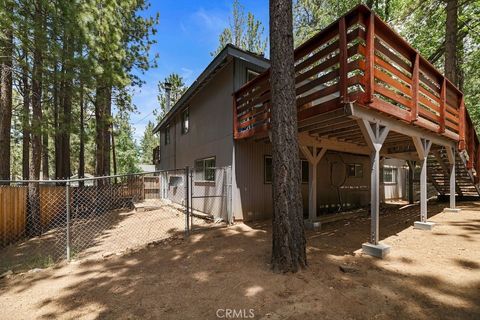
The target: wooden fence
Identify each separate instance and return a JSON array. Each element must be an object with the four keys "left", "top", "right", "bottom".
[{"left": 0, "top": 177, "right": 156, "bottom": 247}]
